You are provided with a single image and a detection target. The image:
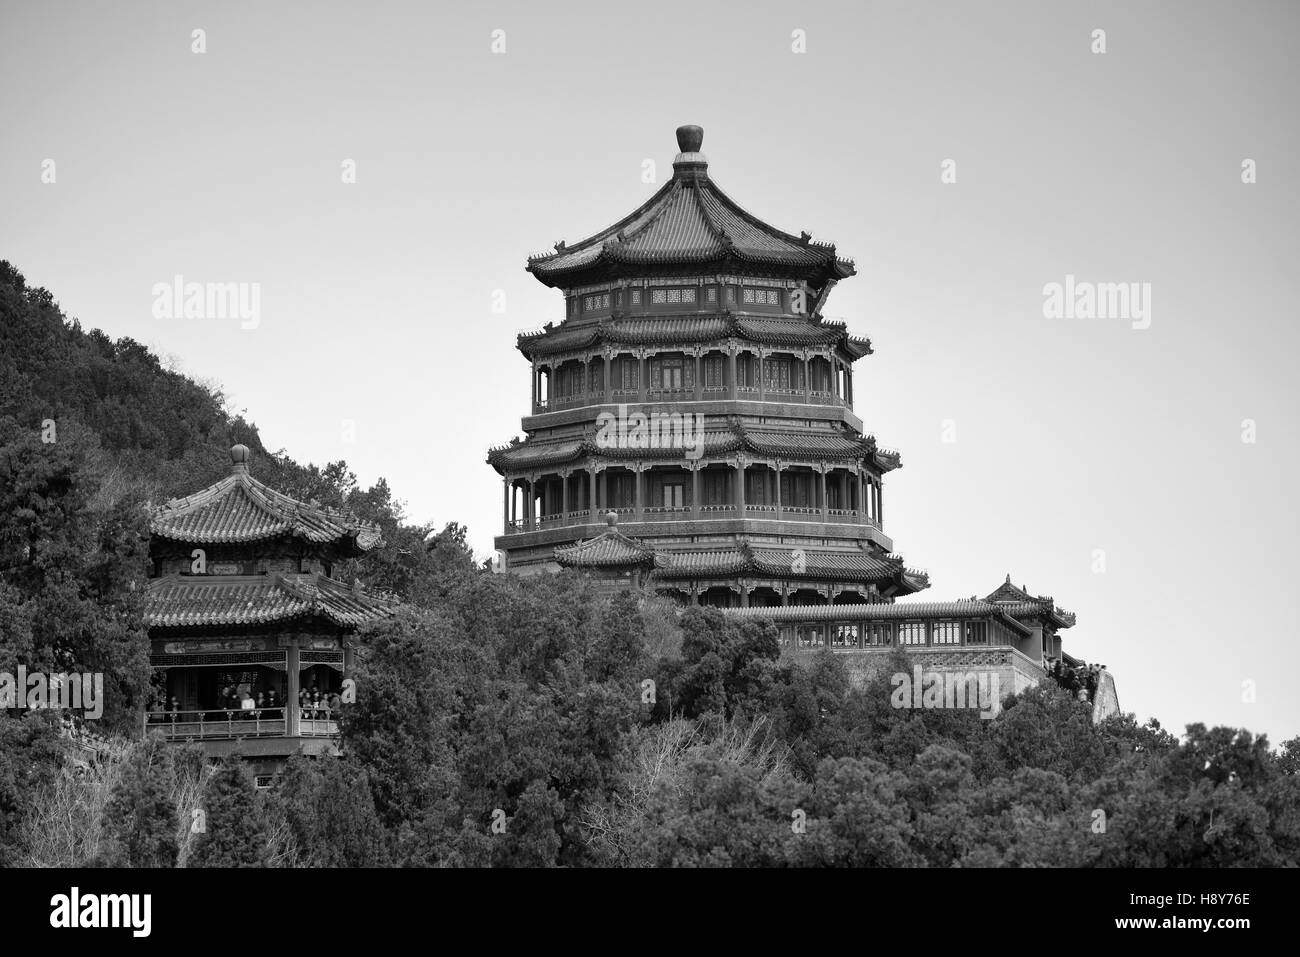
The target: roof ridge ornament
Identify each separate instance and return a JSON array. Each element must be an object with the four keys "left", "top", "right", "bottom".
[{"left": 672, "top": 123, "right": 708, "bottom": 180}]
